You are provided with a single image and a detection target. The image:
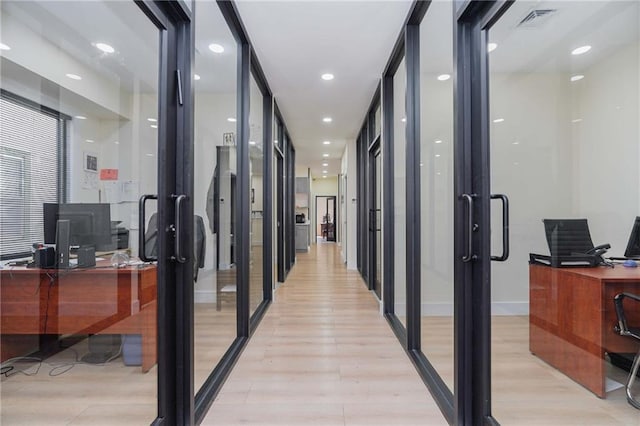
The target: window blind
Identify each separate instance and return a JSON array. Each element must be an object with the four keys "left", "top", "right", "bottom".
[{"left": 0, "top": 95, "right": 62, "bottom": 258}]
